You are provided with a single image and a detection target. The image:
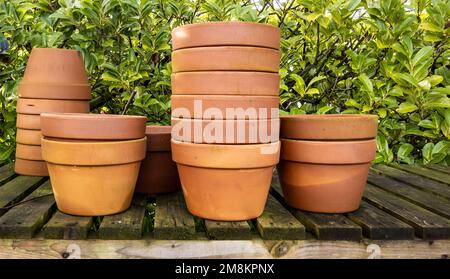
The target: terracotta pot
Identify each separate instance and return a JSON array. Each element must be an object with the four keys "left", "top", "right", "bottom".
[
  {"left": 135, "top": 126, "right": 180, "bottom": 194},
  {"left": 16, "top": 98, "right": 90, "bottom": 115},
  {"left": 21, "top": 48, "right": 89, "bottom": 84},
  {"left": 171, "top": 140, "right": 280, "bottom": 221},
  {"left": 171, "top": 118, "right": 279, "bottom": 144},
  {"left": 171, "top": 72, "right": 279, "bottom": 96},
  {"left": 278, "top": 139, "right": 377, "bottom": 213},
  {"left": 14, "top": 158, "right": 48, "bottom": 176},
  {"left": 172, "top": 47, "right": 280, "bottom": 73},
  {"left": 41, "top": 138, "right": 146, "bottom": 216},
  {"left": 16, "top": 143, "right": 42, "bottom": 161},
  {"left": 19, "top": 83, "right": 91, "bottom": 100},
  {"left": 16, "top": 114, "right": 41, "bottom": 130},
  {"left": 280, "top": 114, "right": 378, "bottom": 140},
  {"left": 172, "top": 21, "right": 280, "bottom": 50},
  {"left": 171, "top": 95, "right": 279, "bottom": 120},
  {"left": 40, "top": 113, "right": 147, "bottom": 140},
  {"left": 16, "top": 129, "right": 42, "bottom": 145}
]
